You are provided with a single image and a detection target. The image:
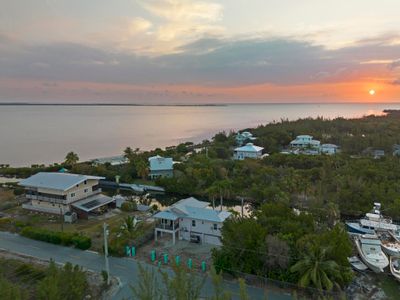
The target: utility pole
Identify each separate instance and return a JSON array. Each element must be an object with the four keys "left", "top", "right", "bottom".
[
  {"left": 103, "top": 223, "right": 110, "bottom": 285},
  {"left": 219, "top": 188, "right": 223, "bottom": 212},
  {"left": 59, "top": 206, "right": 64, "bottom": 232},
  {"left": 241, "top": 197, "right": 244, "bottom": 217}
]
